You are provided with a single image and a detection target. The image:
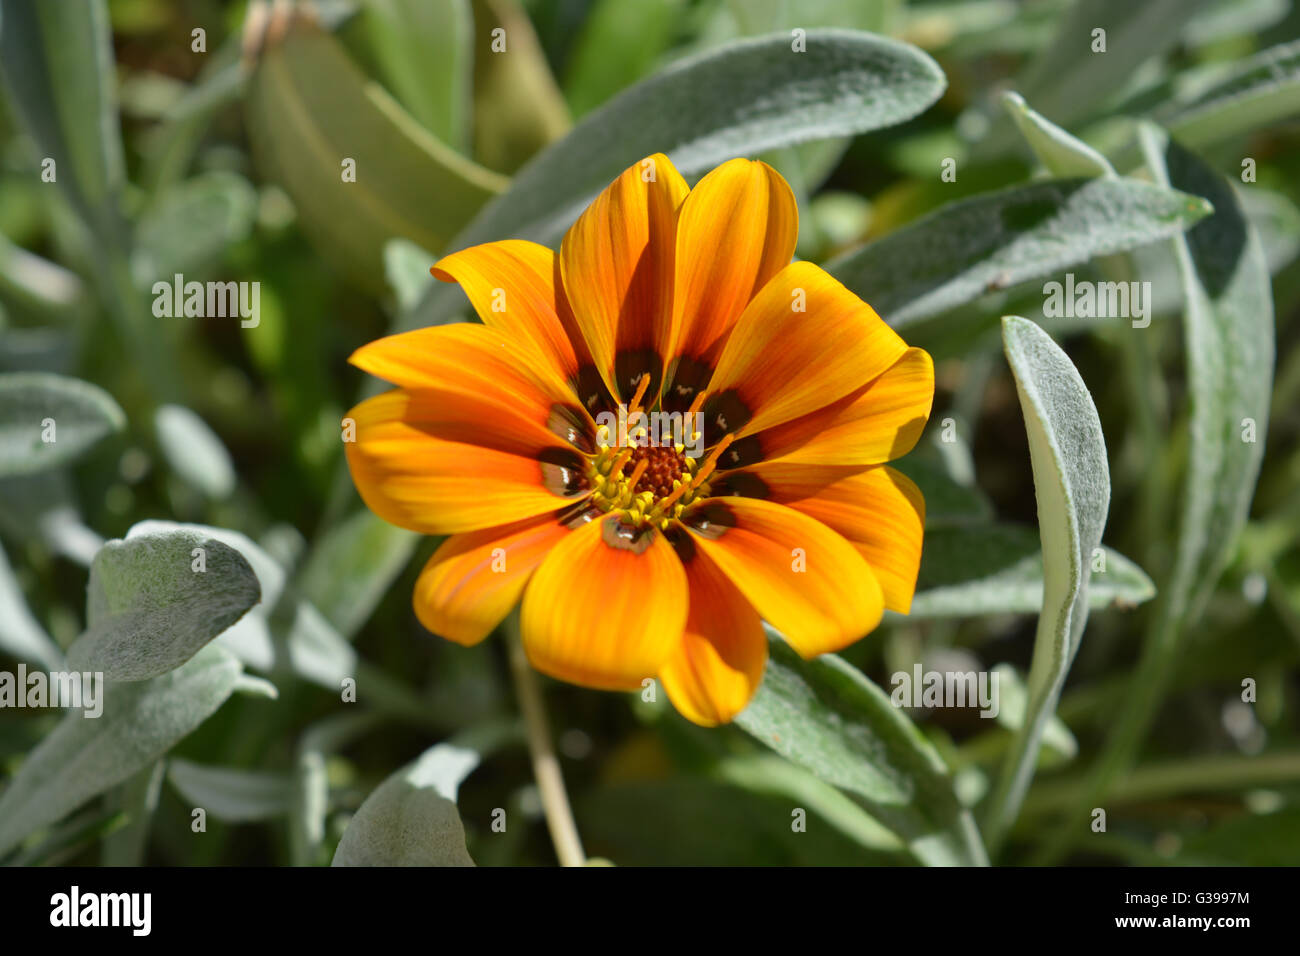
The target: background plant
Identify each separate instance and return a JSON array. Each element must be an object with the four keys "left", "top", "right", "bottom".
[{"left": 0, "top": 0, "right": 1296, "bottom": 866}]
